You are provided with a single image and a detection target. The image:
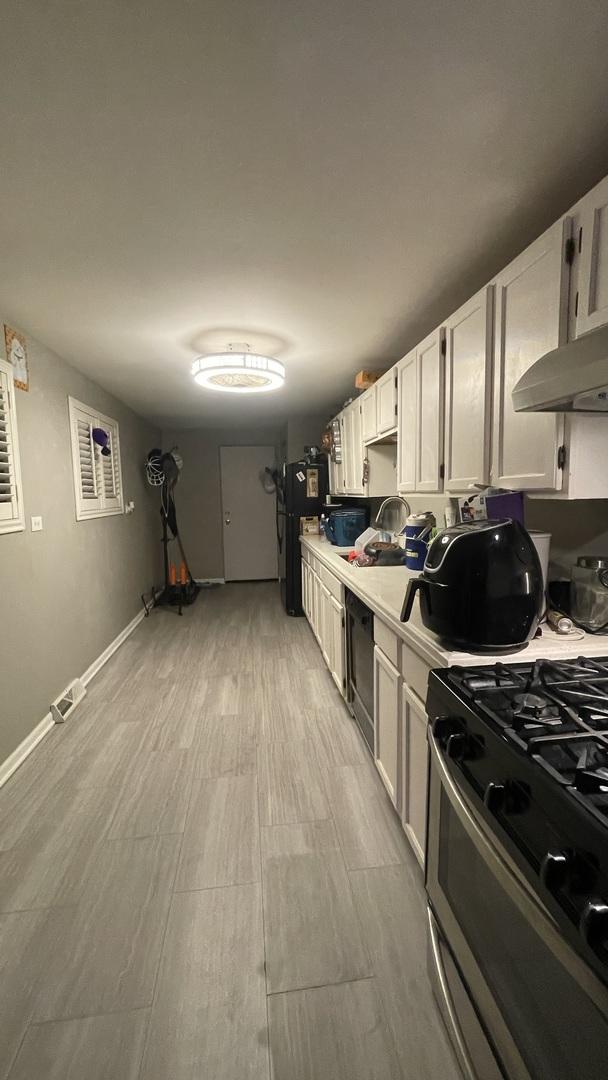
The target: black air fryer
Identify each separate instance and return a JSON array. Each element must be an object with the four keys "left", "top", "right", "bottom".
[{"left": 400, "top": 519, "right": 543, "bottom": 651}]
